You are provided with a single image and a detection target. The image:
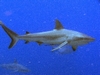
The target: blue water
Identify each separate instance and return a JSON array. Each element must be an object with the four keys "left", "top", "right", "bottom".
[{"left": 0, "top": 0, "right": 100, "bottom": 75}]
